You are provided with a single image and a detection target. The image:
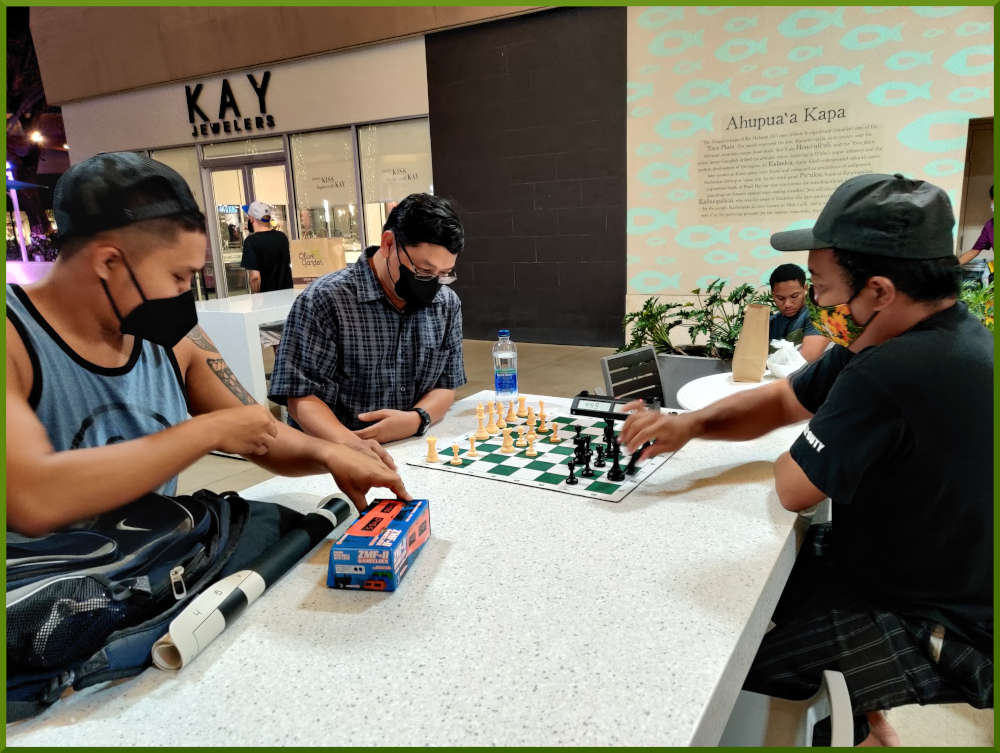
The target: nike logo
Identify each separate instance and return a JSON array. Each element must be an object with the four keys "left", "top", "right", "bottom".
[{"left": 115, "top": 519, "right": 152, "bottom": 532}]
